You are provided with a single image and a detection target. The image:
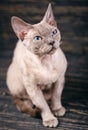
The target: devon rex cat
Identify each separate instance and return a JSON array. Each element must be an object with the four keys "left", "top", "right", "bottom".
[{"left": 6, "top": 3, "right": 67, "bottom": 127}]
